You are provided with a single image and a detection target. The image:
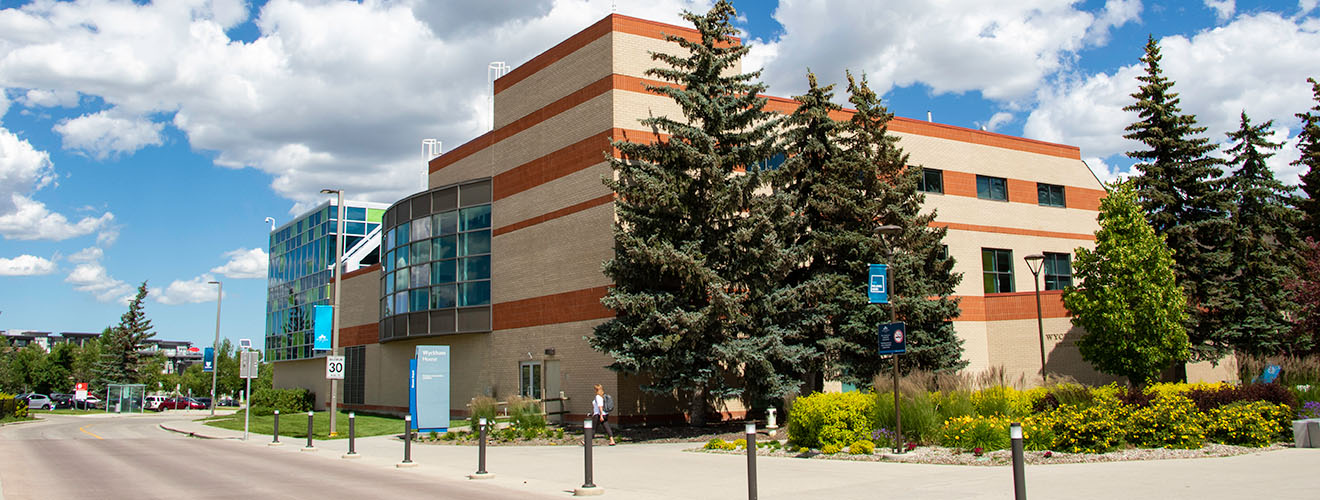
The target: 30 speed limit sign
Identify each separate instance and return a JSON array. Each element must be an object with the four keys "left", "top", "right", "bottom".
[{"left": 325, "top": 355, "right": 346, "bottom": 380}]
